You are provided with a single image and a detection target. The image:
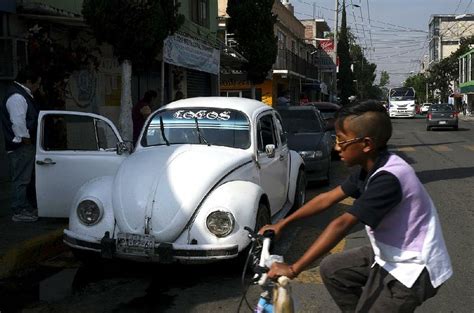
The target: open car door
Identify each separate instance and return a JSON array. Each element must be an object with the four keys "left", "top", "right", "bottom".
[{"left": 36, "top": 111, "right": 129, "bottom": 218}]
